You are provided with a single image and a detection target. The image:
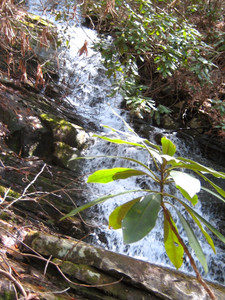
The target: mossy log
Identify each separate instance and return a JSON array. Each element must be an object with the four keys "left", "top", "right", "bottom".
[{"left": 24, "top": 231, "right": 225, "bottom": 300}]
